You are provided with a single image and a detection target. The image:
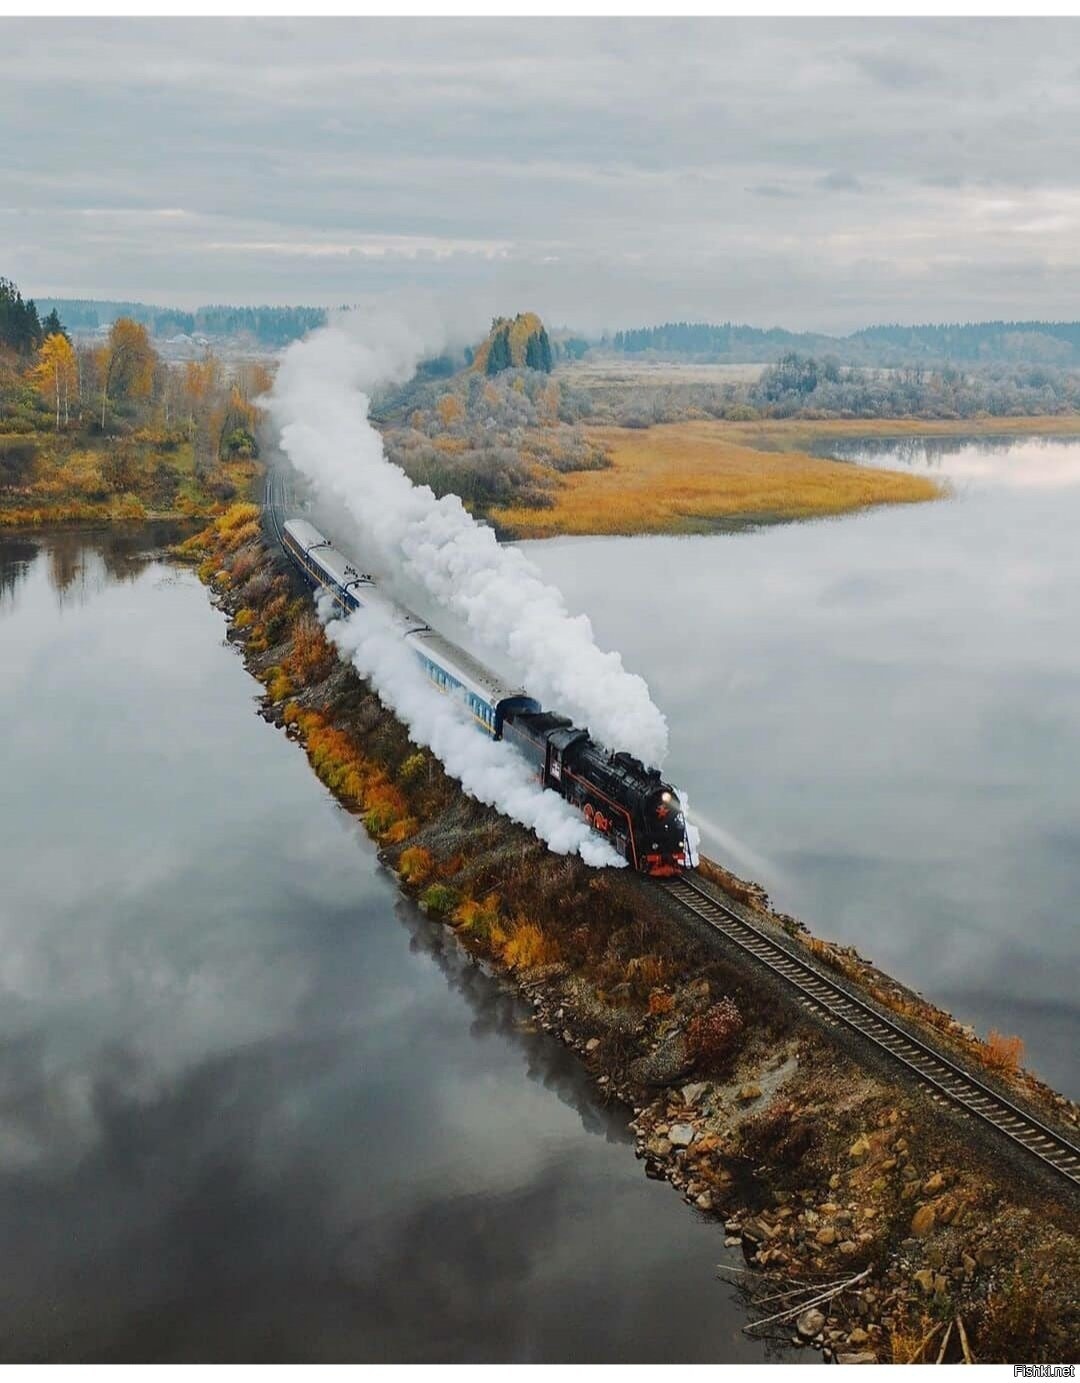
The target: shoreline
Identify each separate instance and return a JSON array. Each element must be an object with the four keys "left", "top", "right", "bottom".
[
  {"left": 174, "top": 506, "right": 1080, "bottom": 1363},
  {"left": 492, "top": 415, "right": 1080, "bottom": 540}
]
